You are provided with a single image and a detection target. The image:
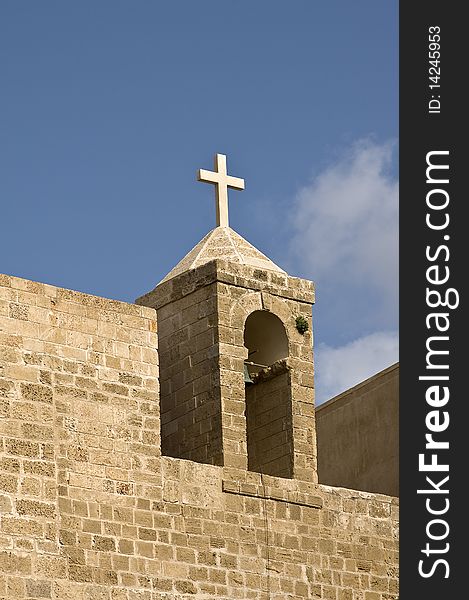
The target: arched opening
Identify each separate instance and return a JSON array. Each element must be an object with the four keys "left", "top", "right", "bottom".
[
  {"left": 244, "top": 310, "right": 288, "bottom": 379},
  {"left": 243, "top": 310, "right": 293, "bottom": 478}
]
